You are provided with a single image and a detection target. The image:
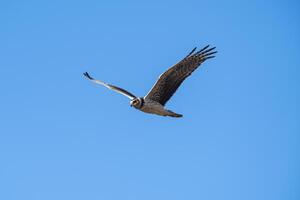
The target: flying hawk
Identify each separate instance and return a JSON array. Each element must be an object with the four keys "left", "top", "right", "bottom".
[{"left": 84, "top": 45, "right": 216, "bottom": 117}]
